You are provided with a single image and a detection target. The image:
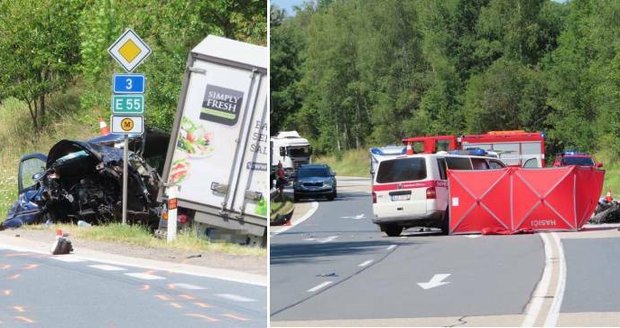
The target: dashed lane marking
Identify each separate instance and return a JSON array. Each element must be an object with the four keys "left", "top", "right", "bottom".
[
  {"left": 216, "top": 293, "right": 256, "bottom": 302},
  {"left": 169, "top": 283, "right": 206, "bottom": 290},
  {"left": 307, "top": 281, "right": 333, "bottom": 293},
  {"left": 358, "top": 260, "right": 374, "bottom": 267},
  {"left": 125, "top": 272, "right": 166, "bottom": 280},
  {"left": 89, "top": 264, "right": 127, "bottom": 271}
]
